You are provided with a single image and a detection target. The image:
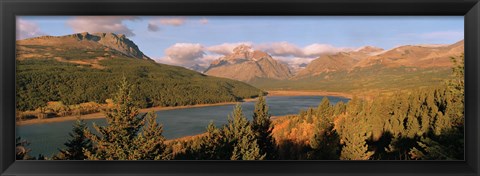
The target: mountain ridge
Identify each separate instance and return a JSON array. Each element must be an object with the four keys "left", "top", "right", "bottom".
[{"left": 205, "top": 45, "right": 293, "bottom": 82}]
